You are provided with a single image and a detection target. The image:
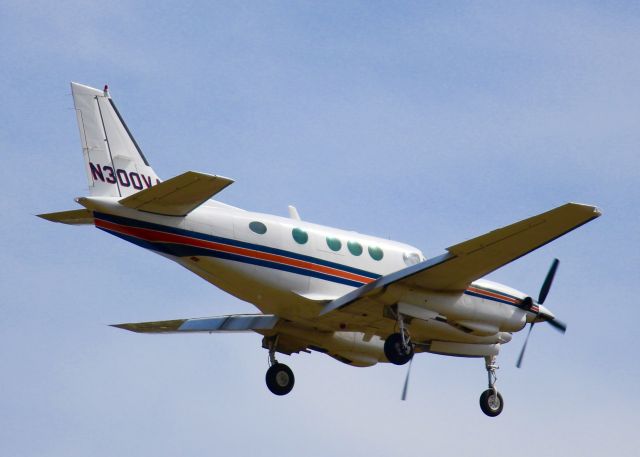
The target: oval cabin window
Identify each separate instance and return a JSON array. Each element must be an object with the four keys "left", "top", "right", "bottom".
[
  {"left": 249, "top": 221, "right": 267, "bottom": 234},
  {"left": 292, "top": 228, "right": 309, "bottom": 244},
  {"left": 368, "top": 246, "right": 384, "bottom": 261},
  {"left": 326, "top": 237, "right": 342, "bottom": 251},
  {"left": 403, "top": 252, "right": 421, "bottom": 266},
  {"left": 347, "top": 240, "right": 363, "bottom": 256}
]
